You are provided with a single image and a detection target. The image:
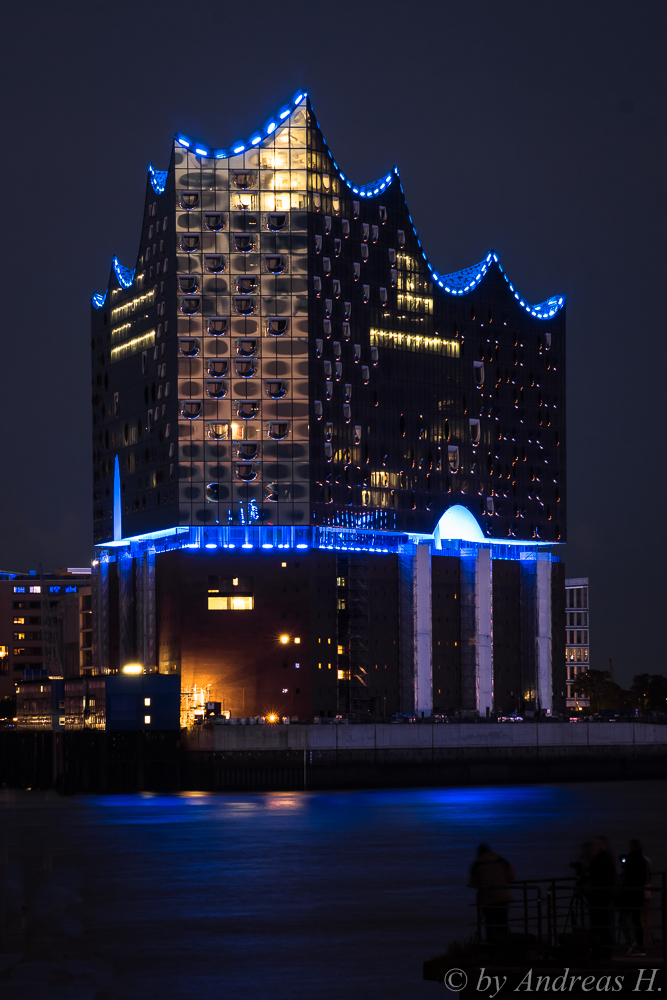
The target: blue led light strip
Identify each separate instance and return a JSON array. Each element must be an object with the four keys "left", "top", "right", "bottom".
[
  {"left": 92, "top": 90, "right": 564, "bottom": 319},
  {"left": 149, "top": 163, "right": 168, "bottom": 194}
]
